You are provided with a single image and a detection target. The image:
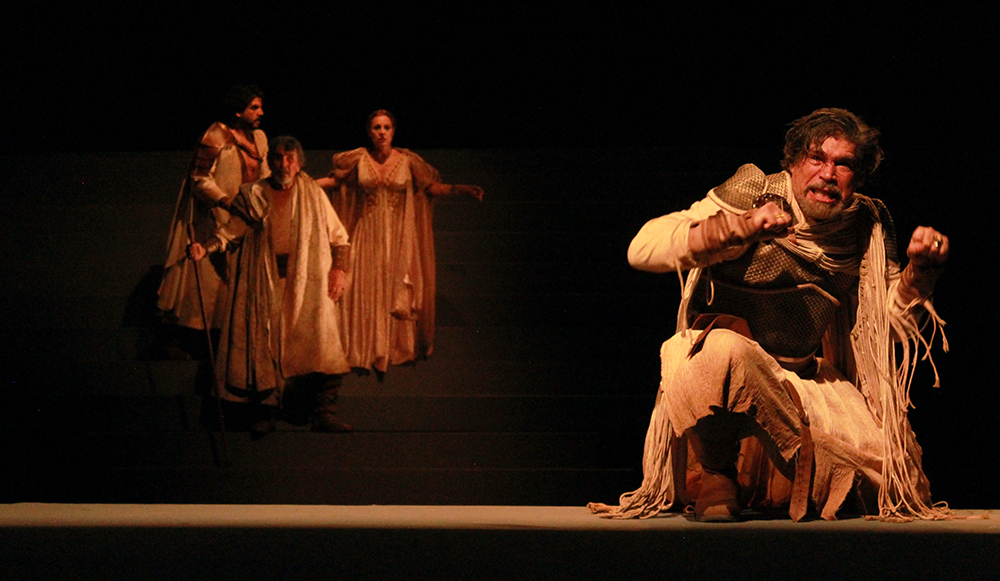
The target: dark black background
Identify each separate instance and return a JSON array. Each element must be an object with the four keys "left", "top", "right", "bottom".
[
  {"left": 3, "top": 2, "right": 997, "bottom": 506},
  {"left": 5, "top": 4, "right": 995, "bottom": 242},
  {"left": 4, "top": 3, "right": 994, "bottom": 156}
]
